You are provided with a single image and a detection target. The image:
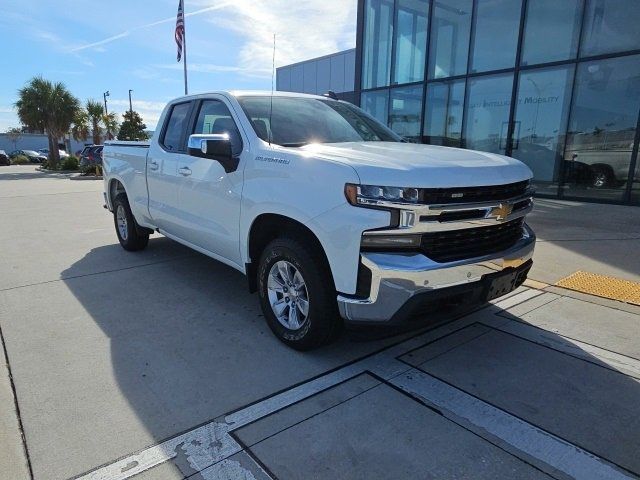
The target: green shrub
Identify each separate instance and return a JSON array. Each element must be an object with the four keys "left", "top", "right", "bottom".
[
  {"left": 81, "top": 163, "right": 97, "bottom": 175},
  {"left": 11, "top": 155, "right": 30, "bottom": 165},
  {"left": 61, "top": 156, "right": 79, "bottom": 171}
]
